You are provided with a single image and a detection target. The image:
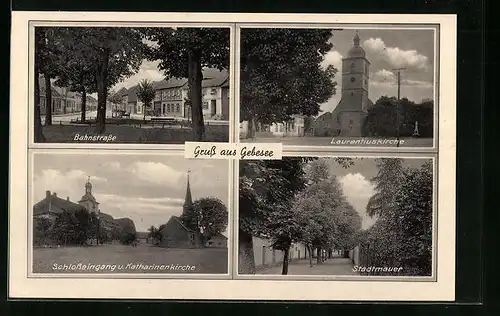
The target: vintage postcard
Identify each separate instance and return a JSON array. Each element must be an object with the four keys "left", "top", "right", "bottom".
[
  {"left": 29, "top": 152, "right": 231, "bottom": 276},
  {"left": 31, "top": 26, "right": 232, "bottom": 145},
  {"left": 10, "top": 12, "right": 456, "bottom": 301},
  {"left": 238, "top": 27, "right": 437, "bottom": 149},
  {"left": 237, "top": 156, "right": 436, "bottom": 280}
]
